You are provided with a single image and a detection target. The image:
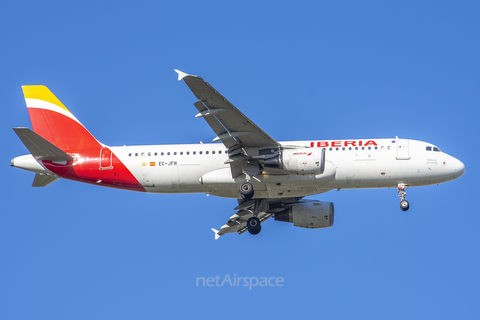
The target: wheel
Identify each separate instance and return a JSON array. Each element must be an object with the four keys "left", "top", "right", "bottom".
[
  {"left": 400, "top": 200, "right": 410, "bottom": 211},
  {"left": 239, "top": 182, "right": 254, "bottom": 200},
  {"left": 247, "top": 217, "right": 261, "bottom": 235}
]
